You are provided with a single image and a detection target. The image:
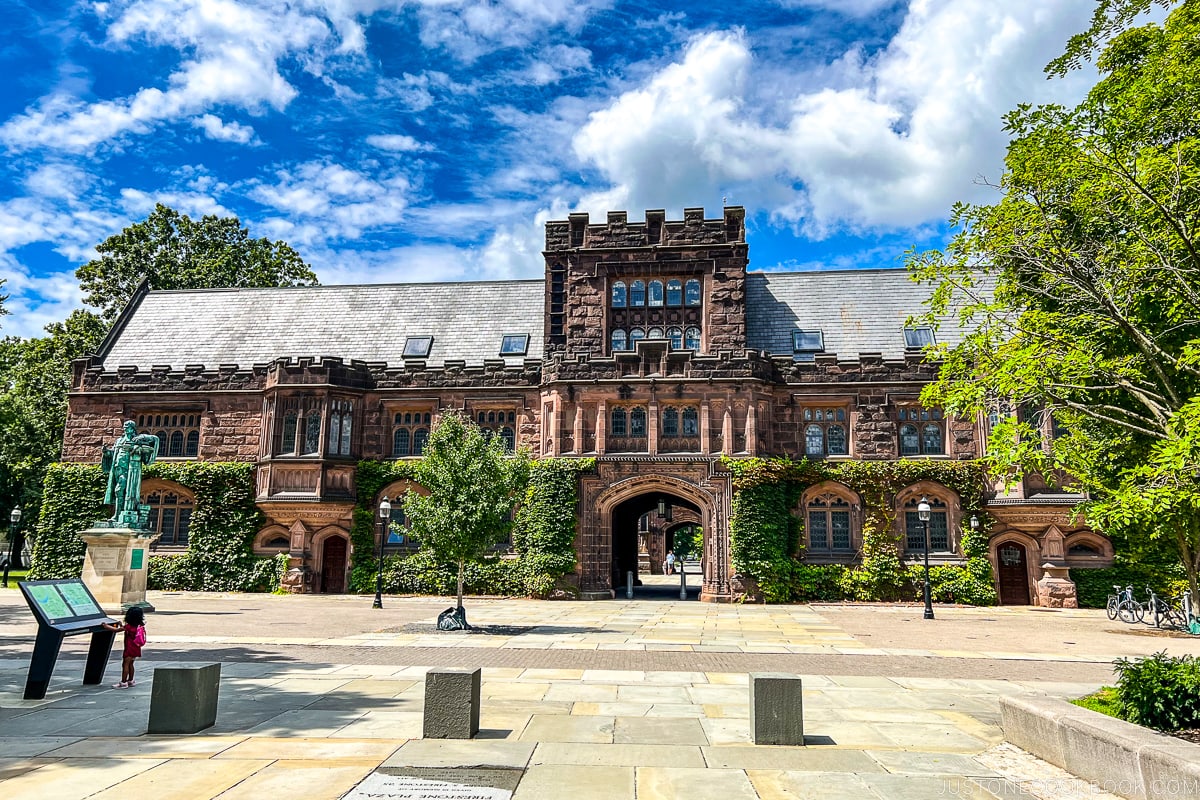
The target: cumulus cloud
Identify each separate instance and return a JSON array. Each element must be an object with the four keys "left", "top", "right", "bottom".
[
  {"left": 365, "top": 134, "right": 431, "bottom": 152},
  {"left": 192, "top": 114, "right": 258, "bottom": 144},
  {"left": 570, "top": 0, "right": 1096, "bottom": 236}
]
